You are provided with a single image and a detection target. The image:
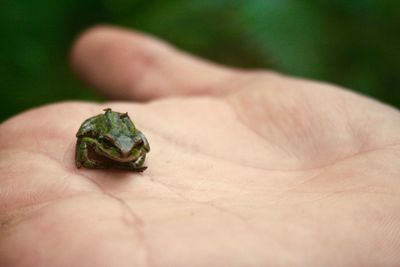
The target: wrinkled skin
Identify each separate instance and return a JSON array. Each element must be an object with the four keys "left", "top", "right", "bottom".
[{"left": 0, "top": 26, "right": 399, "bottom": 267}]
